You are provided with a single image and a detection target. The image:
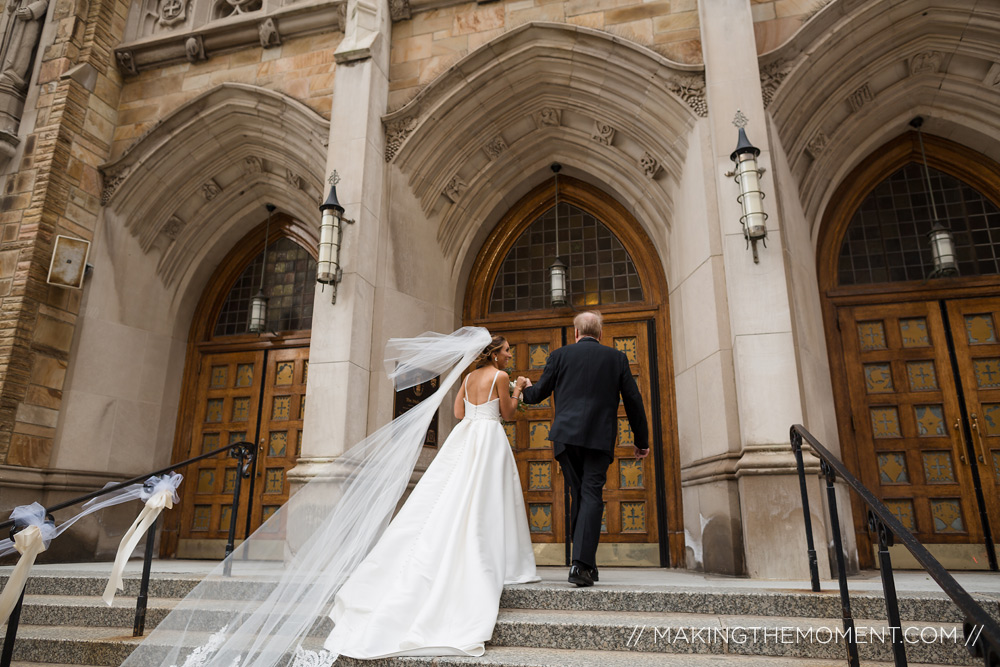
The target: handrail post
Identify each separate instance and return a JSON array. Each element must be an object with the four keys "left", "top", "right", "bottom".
[
  {"left": 821, "top": 460, "right": 859, "bottom": 667},
  {"left": 133, "top": 514, "right": 158, "bottom": 637},
  {"left": 790, "top": 427, "right": 821, "bottom": 592},
  {"left": 224, "top": 443, "right": 255, "bottom": 577},
  {"left": 1, "top": 524, "right": 27, "bottom": 667},
  {"left": 870, "top": 512, "right": 907, "bottom": 667}
]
